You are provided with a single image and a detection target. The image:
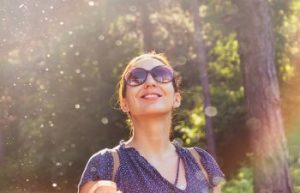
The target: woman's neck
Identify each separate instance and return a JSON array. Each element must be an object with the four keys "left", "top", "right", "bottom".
[{"left": 126, "top": 113, "right": 174, "bottom": 157}]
